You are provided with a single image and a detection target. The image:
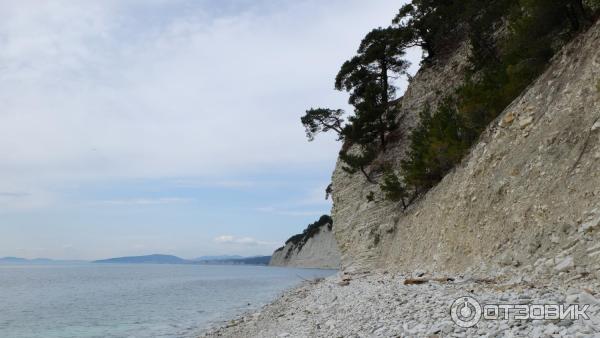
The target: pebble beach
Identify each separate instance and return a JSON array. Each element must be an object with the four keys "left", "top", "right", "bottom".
[{"left": 201, "top": 271, "right": 600, "bottom": 337}]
